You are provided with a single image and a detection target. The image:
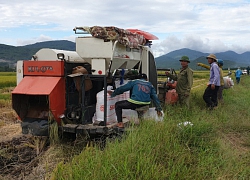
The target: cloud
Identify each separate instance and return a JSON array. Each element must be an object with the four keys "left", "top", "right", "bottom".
[
  {"left": 0, "top": 0, "right": 250, "bottom": 56},
  {"left": 16, "top": 34, "right": 75, "bottom": 46},
  {"left": 16, "top": 34, "right": 53, "bottom": 46},
  {"left": 152, "top": 34, "right": 250, "bottom": 57}
]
